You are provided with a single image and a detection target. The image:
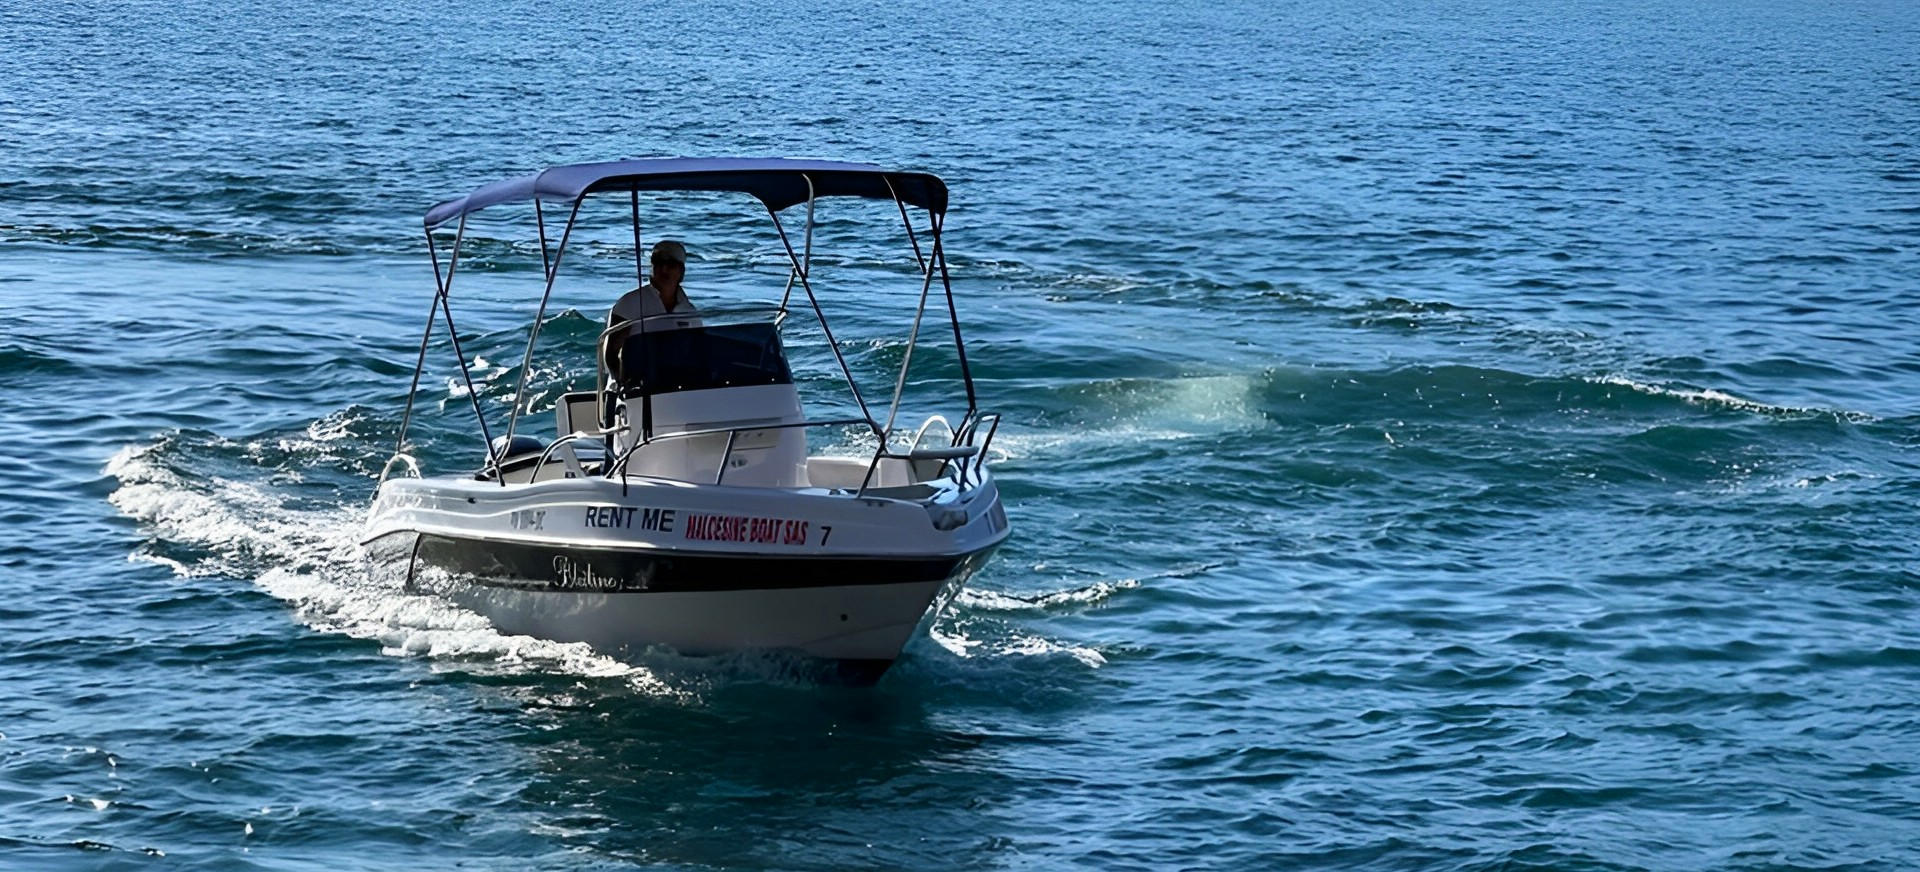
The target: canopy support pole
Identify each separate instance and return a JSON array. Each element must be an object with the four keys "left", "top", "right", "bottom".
[
  {"left": 497, "top": 200, "right": 583, "bottom": 483},
  {"left": 886, "top": 177, "right": 928, "bottom": 274},
  {"left": 766, "top": 179, "right": 879, "bottom": 437},
  {"left": 880, "top": 184, "right": 937, "bottom": 443},
  {"left": 534, "top": 200, "right": 553, "bottom": 279},
  {"left": 775, "top": 186, "right": 816, "bottom": 315},
  {"left": 631, "top": 188, "right": 644, "bottom": 288},
  {"left": 393, "top": 231, "right": 445, "bottom": 460},
  {"left": 436, "top": 215, "right": 498, "bottom": 463},
  {"left": 931, "top": 212, "right": 978, "bottom": 416}
]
